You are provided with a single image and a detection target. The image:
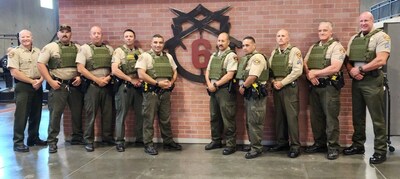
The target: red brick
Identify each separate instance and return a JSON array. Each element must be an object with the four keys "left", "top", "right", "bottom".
[{"left": 60, "top": 0, "right": 359, "bottom": 145}]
